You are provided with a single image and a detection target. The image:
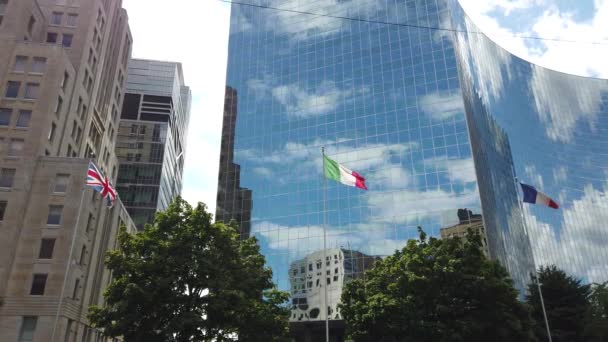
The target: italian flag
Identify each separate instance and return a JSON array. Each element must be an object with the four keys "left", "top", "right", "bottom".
[{"left": 323, "top": 155, "right": 368, "bottom": 190}]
